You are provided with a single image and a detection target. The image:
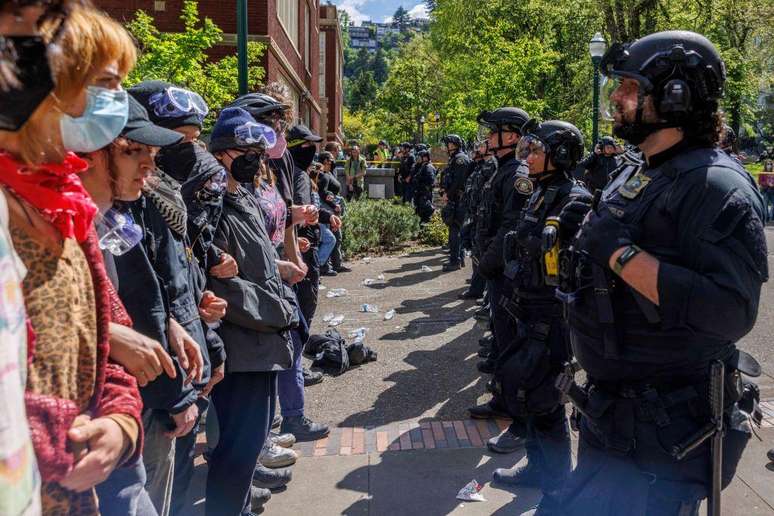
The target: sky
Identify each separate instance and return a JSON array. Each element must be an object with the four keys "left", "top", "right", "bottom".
[{"left": 330, "top": 0, "right": 429, "bottom": 26}]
